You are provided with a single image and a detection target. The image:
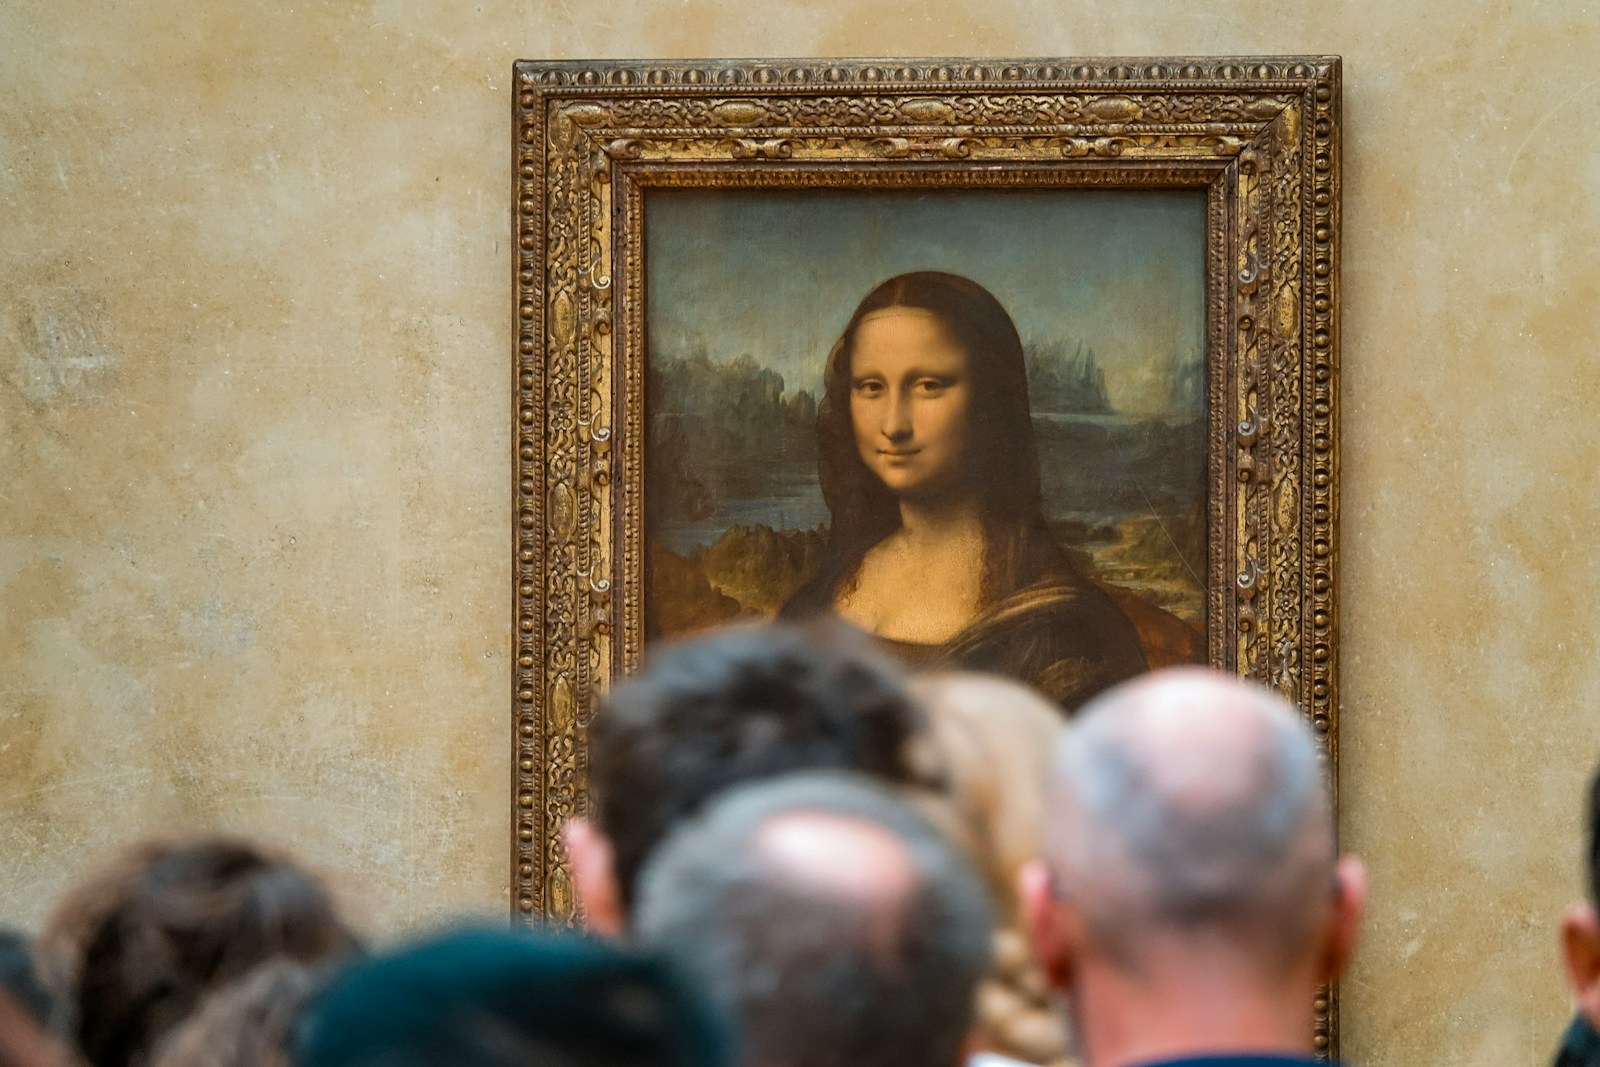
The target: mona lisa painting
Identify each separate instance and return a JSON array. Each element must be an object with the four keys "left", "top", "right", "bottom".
[
  {"left": 512, "top": 57, "right": 1341, "bottom": 951},
  {"left": 645, "top": 189, "right": 1207, "bottom": 712}
]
